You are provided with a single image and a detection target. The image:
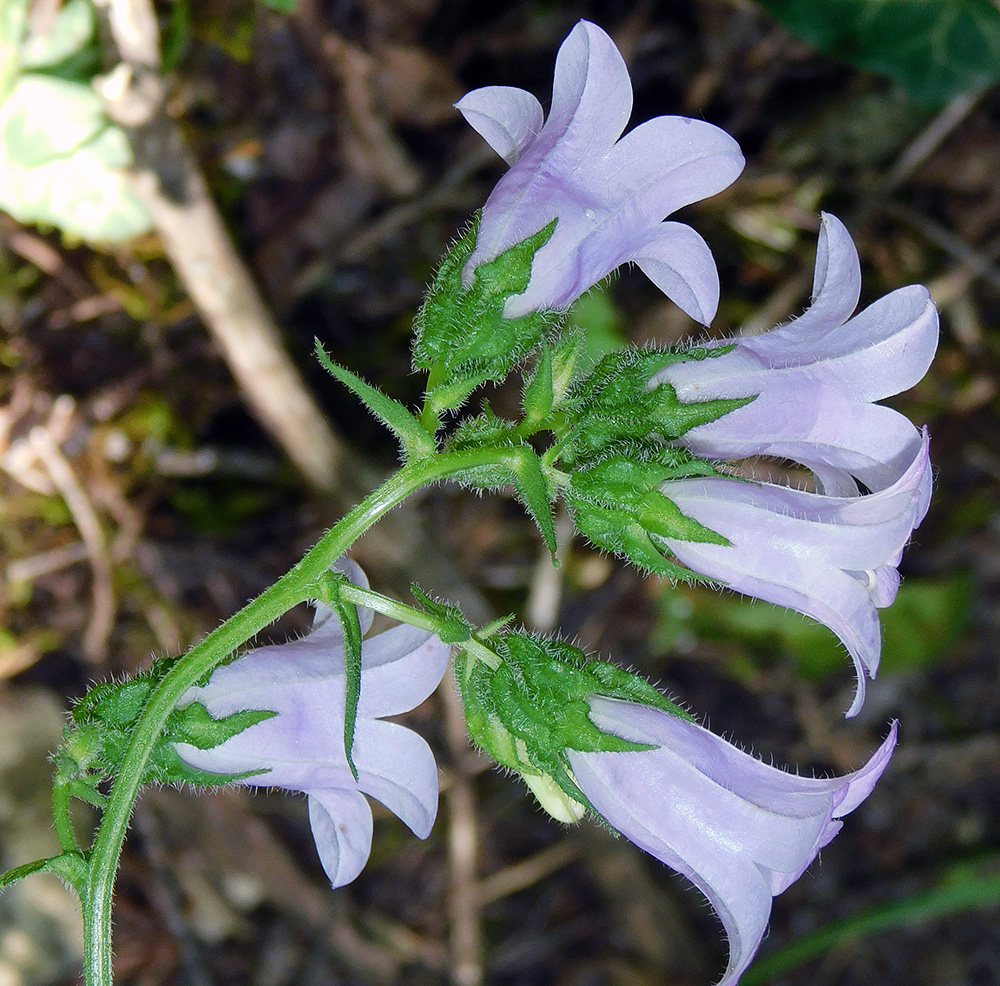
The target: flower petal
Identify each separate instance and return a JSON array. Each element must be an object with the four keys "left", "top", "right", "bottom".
[
  {"left": 763, "top": 212, "right": 862, "bottom": 345},
  {"left": 546, "top": 20, "right": 632, "bottom": 150},
  {"left": 307, "top": 788, "right": 374, "bottom": 887},
  {"left": 571, "top": 700, "right": 897, "bottom": 986},
  {"left": 659, "top": 437, "right": 929, "bottom": 715},
  {"left": 632, "top": 221, "right": 721, "bottom": 325},
  {"left": 743, "top": 285, "right": 939, "bottom": 398},
  {"left": 356, "top": 624, "right": 451, "bottom": 719},
  {"left": 679, "top": 386, "right": 926, "bottom": 494},
  {"left": 461, "top": 20, "right": 741, "bottom": 317},
  {"left": 569, "top": 745, "right": 775, "bottom": 986},
  {"left": 609, "top": 115, "right": 745, "bottom": 220},
  {"left": 454, "top": 86, "right": 544, "bottom": 165},
  {"left": 355, "top": 718, "right": 440, "bottom": 839}
]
